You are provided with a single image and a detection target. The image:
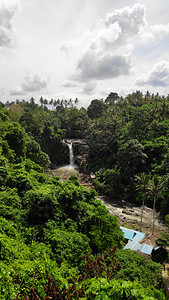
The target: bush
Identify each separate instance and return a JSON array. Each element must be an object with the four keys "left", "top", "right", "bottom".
[
  {"left": 115, "top": 249, "right": 163, "bottom": 289},
  {"left": 156, "top": 232, "right": 169, "bottom": 247},
  {"left": 43, "top": 227, "right": 92, "bottom": 267}
]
